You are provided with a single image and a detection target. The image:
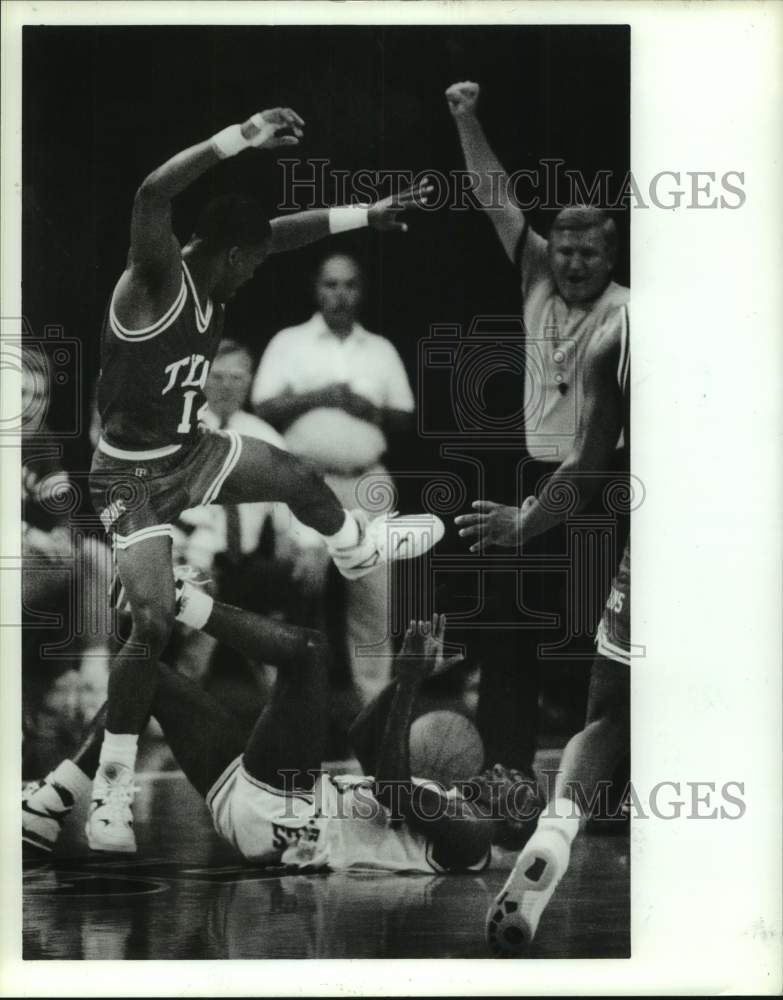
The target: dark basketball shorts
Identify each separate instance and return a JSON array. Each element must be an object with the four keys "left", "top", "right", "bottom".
[
  {"left": 595, "top": 541, "right": 631, "bottom": 666},
  {"left": 89, "top": 429, "right": 243, "bottom": 550}
]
